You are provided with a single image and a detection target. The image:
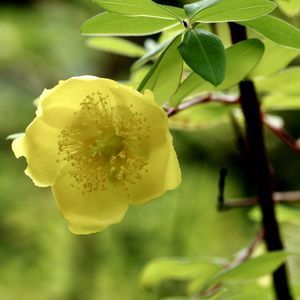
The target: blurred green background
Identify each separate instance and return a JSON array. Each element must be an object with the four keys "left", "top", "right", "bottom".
[{"left": 1, "top": 0, "right": 300, "bottom": 299}]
